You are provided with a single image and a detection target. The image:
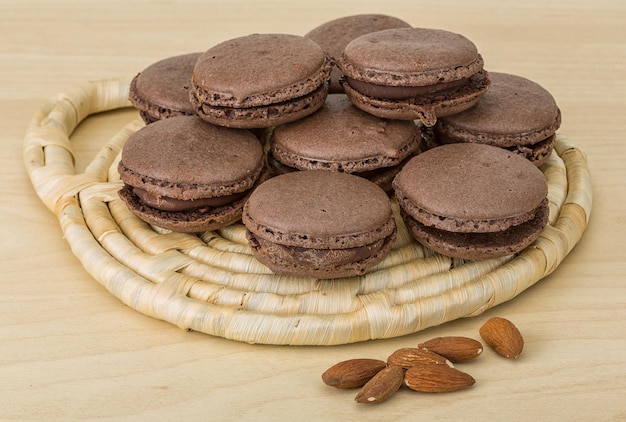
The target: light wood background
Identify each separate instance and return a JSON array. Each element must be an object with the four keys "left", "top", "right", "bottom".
[{"left": 1, "top": 1, "right": 625, "bottom": 420}]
